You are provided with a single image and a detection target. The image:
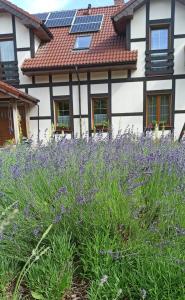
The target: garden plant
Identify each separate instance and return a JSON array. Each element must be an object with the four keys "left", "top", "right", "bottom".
[{"left": 0, "top": 131, "right": 185, "bottom": 299}]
